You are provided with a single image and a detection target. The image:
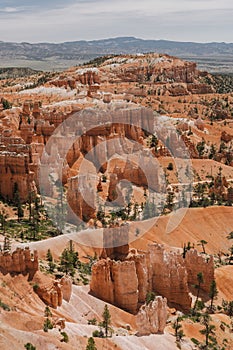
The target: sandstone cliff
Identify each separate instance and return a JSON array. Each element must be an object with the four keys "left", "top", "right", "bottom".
[
  {"left": 0, "top": 247, "right": 38, "bottom": 279},
  {"left": 90, "top": 244, "right": 215, "bottom": 314},
  {"left": 136, "top": 297, "right": 168, "bottom": 336}
]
